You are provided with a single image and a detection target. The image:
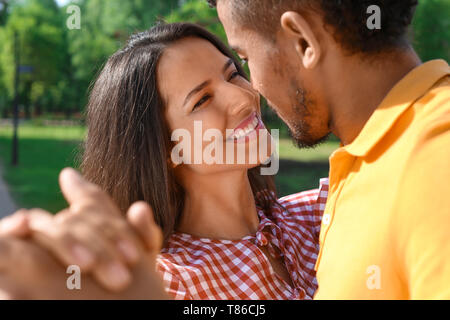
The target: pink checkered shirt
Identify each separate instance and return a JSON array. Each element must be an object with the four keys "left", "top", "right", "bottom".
[{"left": 156, "top": 178, "right": 329, "bottom": 300}]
